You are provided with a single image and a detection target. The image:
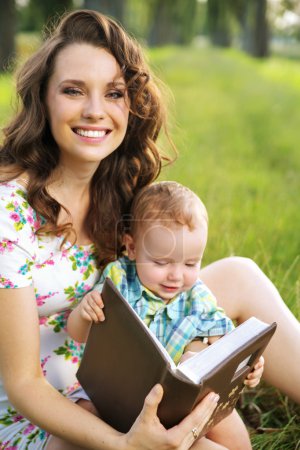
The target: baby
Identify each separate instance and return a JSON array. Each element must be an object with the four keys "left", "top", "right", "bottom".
[{"left": 68, "top": 181, "right": 263, "bottom": 449}]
